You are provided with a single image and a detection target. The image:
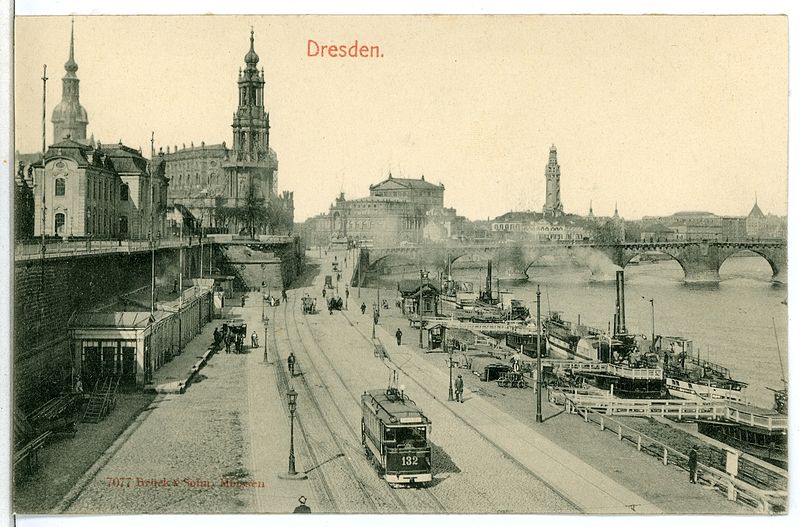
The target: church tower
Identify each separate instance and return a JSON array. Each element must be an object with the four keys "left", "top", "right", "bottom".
[
  {"left": 542, "top": 144, "right": 564, "bottom": 217},
  {"left": 226, "top": 29, "right": 276, "bottom": 203},
  {"left": 231, "top": 29, "right": 270, "bottom": 164},
  {"left": 51, "top": 20, "right": 89, "bottom": 144}
]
